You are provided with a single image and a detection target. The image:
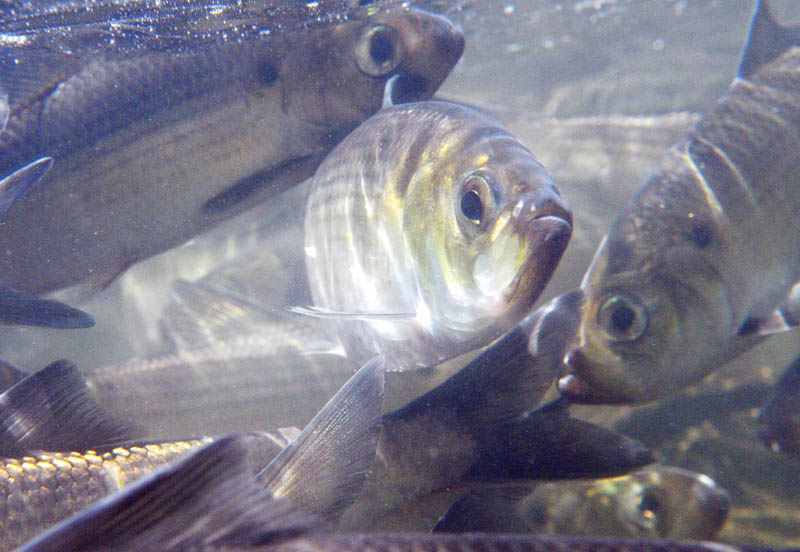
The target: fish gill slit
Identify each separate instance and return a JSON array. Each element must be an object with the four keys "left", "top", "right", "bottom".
[
  {"left": 681, "top": 140, "right": 732, "bottom": 227},
  {"left": 693, "top": 134, "right": 757, "bottom": 207}
]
